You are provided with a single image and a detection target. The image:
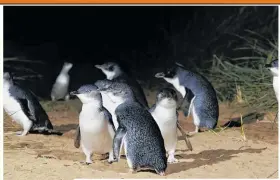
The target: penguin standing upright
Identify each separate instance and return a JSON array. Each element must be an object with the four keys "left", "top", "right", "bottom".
[
  {"left": 95, "top": 62, "right": 149, "bottom": 109},
  {"left": 265, "top": 59, "right": 279, "bottom": 102},
  {"left": 150, "top": 88, "right": 192, "bottom": 163},
  {"left": 97, "top": 81, "right": 167, "bottom": 176},
  {"left": 95, "top": 61, "right": 190, "bottom": 140},
  {"left": 3, "top": 72, "right": 60, "bottom": 136},
  {"left": 155, "top": 62, "right": 219, "bottom": 134},
  {"left": 70, "top": 84, "right": 115, "bottom": 164},
  {"left": 74, "top": 61, "right": 149, "bottom": 149},
  {"left": 51, "top": 62, "right": 73, "bottom": 101}
]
